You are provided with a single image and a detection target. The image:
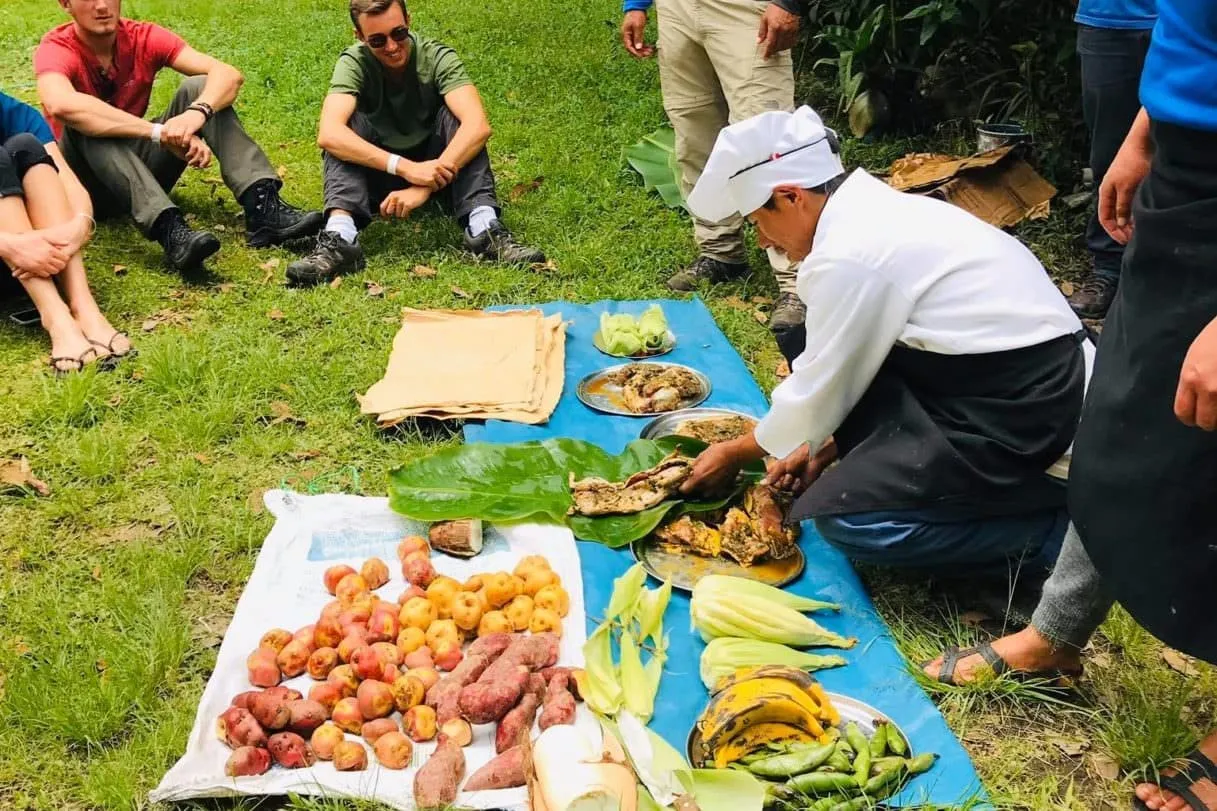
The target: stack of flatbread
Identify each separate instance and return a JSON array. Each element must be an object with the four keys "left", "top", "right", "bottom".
[{"left": 359, "top": 308, "right": 567, "bottom": 427}]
